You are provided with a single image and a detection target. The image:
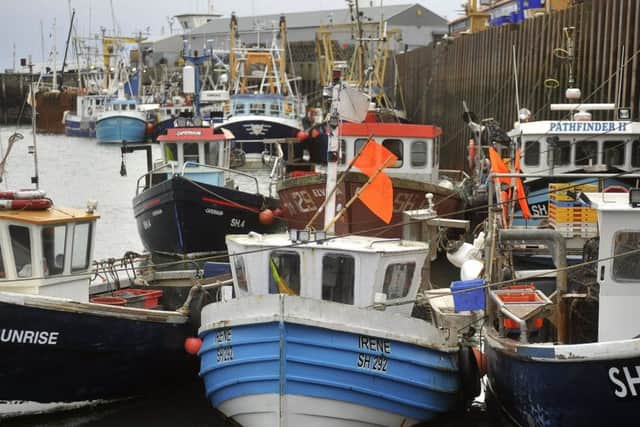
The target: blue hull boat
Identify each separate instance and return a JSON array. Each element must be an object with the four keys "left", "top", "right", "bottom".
[
  {"left": 96, "top": 115, "right": 146, "bottom": 144},
  {"left": 64, "top": 117, "right": 96, "bottom": 138},
  {"left": 200, "top": 294, "right": 464, "bottom": 427}
]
